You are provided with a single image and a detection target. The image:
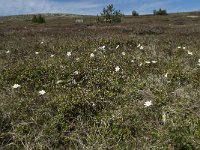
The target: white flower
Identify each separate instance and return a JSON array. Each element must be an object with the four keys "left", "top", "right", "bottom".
[
  {"left": 152, "top": 61, "right": 157, "bottom": 64},
  {"left": 198, "top": 59, "right": 200, "bottom": 63},
  {"left": 74, "top": 71, "right": 79, "bottom": 75},
  {"left": 139, "top": 63, "right": 143, "bottom": 66},
  {"left": 122, "top": 52, "right": 125, "bottom": 56},
  {"left": 39, "top": 90, "right": 46, "bottom": 95},
  {"left": 99, "top": 46, "right": 105, "bottom": 50},
  {"left": 56, "top": 80, "right": 63, "bottom": 84},
  {"left": 35, "top": 52, "right": 39, "bottom": 55},
  {"left": 144, "top": 100, "right": 152, "bottom": 107},
  {"left": 187, "top": 51, "right": 193, "bottom": 55},
  {"left": 50, "top": 54, "right": 55, "bottom": 58},
  {"left": 41, "top": 41, "right": 44, "bottom": 44},
  {"left": 164, "top": 72, "right": 168, "bottom": 78},
  {"left": 116, "top": 45, "right": 120, "bottom": 49},
  {"left": 6, "top": 50, "right": 10, "bottom": 54},
  {"left": 115, "top": 66, "right": 120, "bottom": 72},
  {"left": 137, "top": 44, "right": 141, "bottom": 47},
  {"left": 131, "top": 60, "right": 134, "bottom": 63},
  {"left": 183, "top": 47, "right": 186, "bottom": 50},
  {"left": 12, "top": 84, "right": 21, "bottom": 89},
  {"left": 178, "top": 46, "right": 181, "bottom": 49},
  {"left": 67, "top": 52, "right": 71, "bottom": 57},
  {"left": 145, "top": 61, "right": 151, "bottom": 64},
  {"left": 140, "top": 46, "right": 144, "bottom": 50},
  {"left": 90, "top": 53, "right": 95, "bottom": 58}
]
